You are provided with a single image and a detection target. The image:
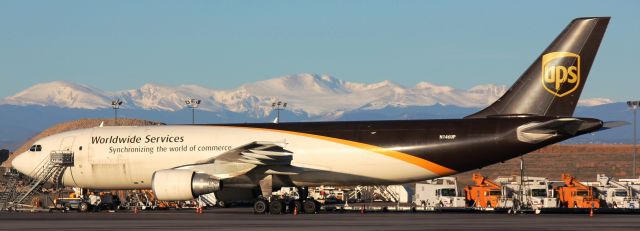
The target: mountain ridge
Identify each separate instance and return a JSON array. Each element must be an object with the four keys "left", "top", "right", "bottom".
[{"left": 0, "top": 74, "right": 611, "bottom": 118}]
